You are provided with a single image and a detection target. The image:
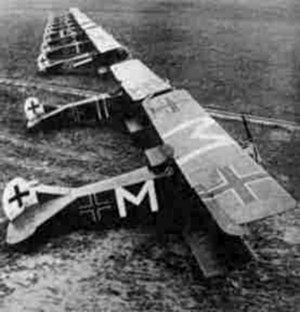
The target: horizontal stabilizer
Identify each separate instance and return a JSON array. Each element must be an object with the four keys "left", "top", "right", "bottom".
[{"left": 6, "top": 195, "right": 74, "bottom": 244}]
